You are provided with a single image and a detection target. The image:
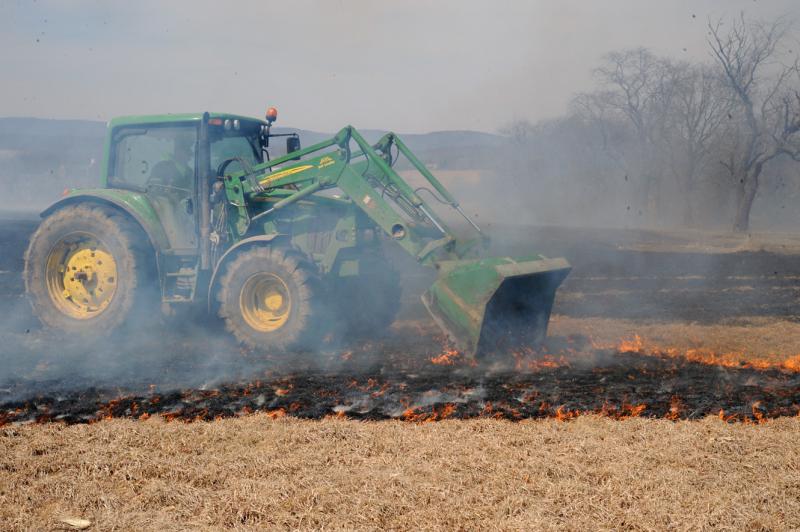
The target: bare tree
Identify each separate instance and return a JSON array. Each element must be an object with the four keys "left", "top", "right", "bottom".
[
  {"left": 579, "top": 48, "right": 680, "bottom": 225},
  {"left": 572, "top": 90, "right": 629, "bottom": 170},
  {"left": 708, "top": 14, "right": 800, "bottom": 232},
  {"left": 503, "top": 16, "right": 800, "bottom": 231},
  {"left": 664, "top": 61, "right": 732, "bottom": 225},
  {"left": 498, "top": 119, "right": 535, "bottom": 145}
]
